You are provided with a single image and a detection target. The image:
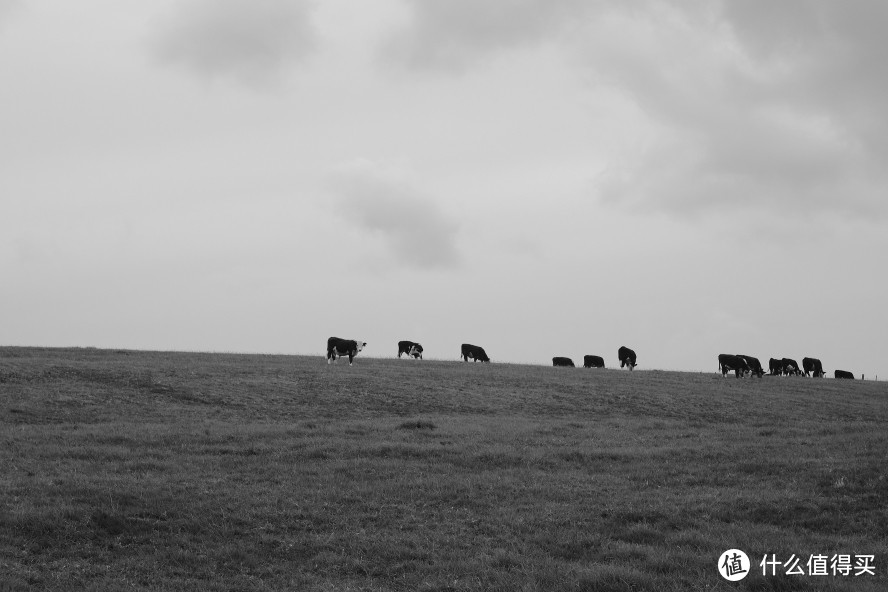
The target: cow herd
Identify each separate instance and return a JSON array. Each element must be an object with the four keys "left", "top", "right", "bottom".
[
  {"left": 327, "top": 337, "right": 637, "bottom": 370},
  {"left": 719, "top": 354, "right": 855, "bottom": 379},
  {"left": 552, "top": 349, "right": 637, "bottom": 369},
  {"left": 327, "top": 337, "right": 858, "bottom": 379}
]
